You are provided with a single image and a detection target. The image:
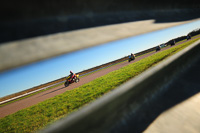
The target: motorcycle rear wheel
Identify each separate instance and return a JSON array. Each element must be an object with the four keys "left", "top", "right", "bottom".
[{"left": 75, "top": 78, "right": 80, "bottom": 83}]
